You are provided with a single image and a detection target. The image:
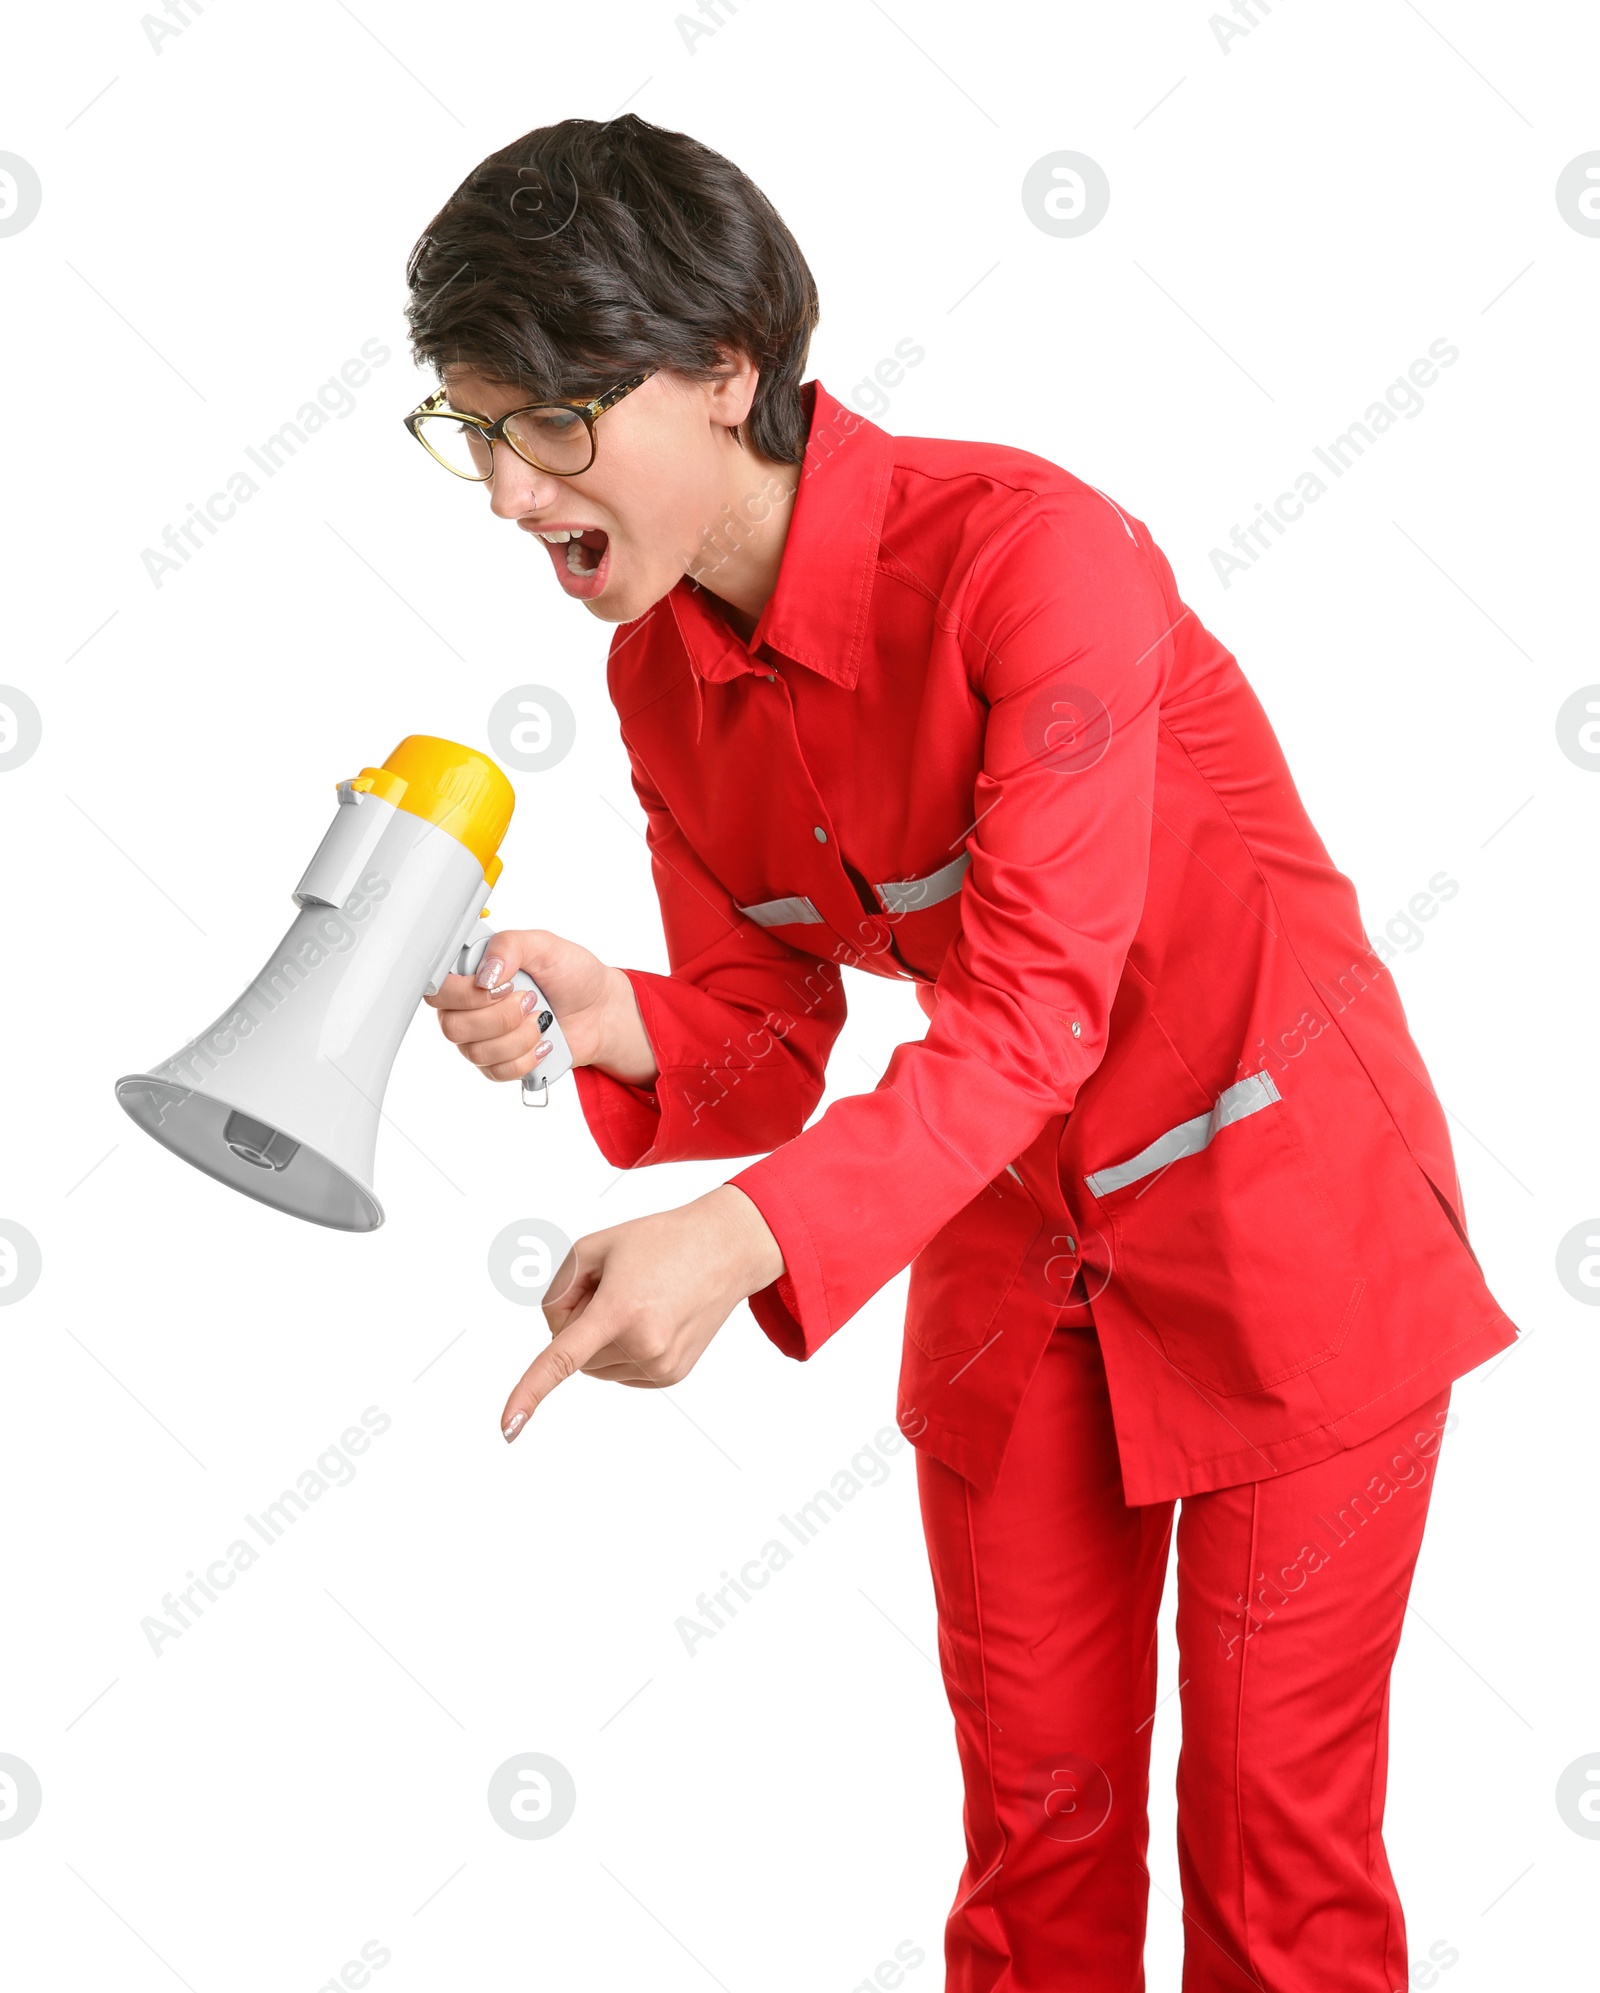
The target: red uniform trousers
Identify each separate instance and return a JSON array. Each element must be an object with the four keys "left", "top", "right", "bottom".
[{"left": 915, "top": 1285, "right": 1451, "bottom": 1993}]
